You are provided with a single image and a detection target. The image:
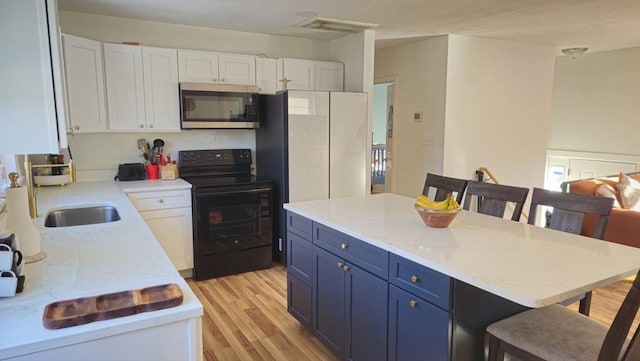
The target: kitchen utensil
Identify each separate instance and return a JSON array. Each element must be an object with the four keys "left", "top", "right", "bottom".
[
  {"left": 137, "top": 139, "right": 147, "bottom": 152},
  {"left": 150, "top": 148, "right": 158, "bottom": 165},
  {"left": 152, "top": 139, "right": 165, "bottom": 149}
]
